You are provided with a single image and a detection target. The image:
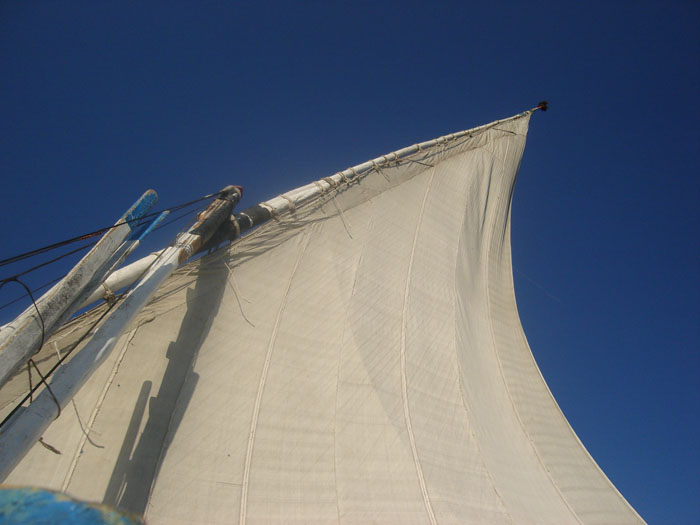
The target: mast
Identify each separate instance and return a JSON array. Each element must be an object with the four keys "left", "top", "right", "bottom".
[
  {"left": 0, "top": 191, "right": 158, "bottom": 389},
  {"left": 0, "top": 186, "right": 242, "bottom": 480}
]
